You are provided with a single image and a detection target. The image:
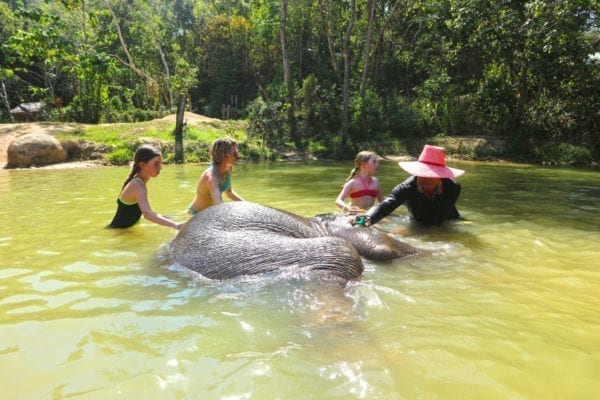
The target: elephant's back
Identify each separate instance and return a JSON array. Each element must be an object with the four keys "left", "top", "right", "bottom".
[
  {"left": 186, "top": 202, "right": 318, "bottom": 238},
  {"left": 169, "top": 202, "right": 364, "bottom": 281}
]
